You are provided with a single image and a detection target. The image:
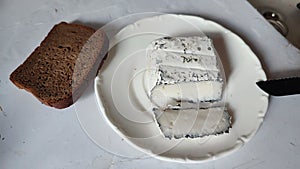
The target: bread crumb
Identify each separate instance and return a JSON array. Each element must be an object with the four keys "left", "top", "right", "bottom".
[{"left": 0, "top": 106, "right": 7, "bottom": 117}]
